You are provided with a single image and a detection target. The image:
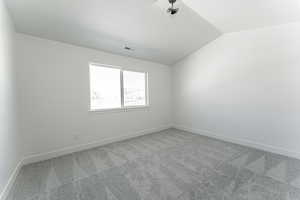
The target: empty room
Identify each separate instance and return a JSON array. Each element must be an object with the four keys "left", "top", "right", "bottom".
[{"left": 2, "top": 0, "right": 300, "bottom": 199}]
